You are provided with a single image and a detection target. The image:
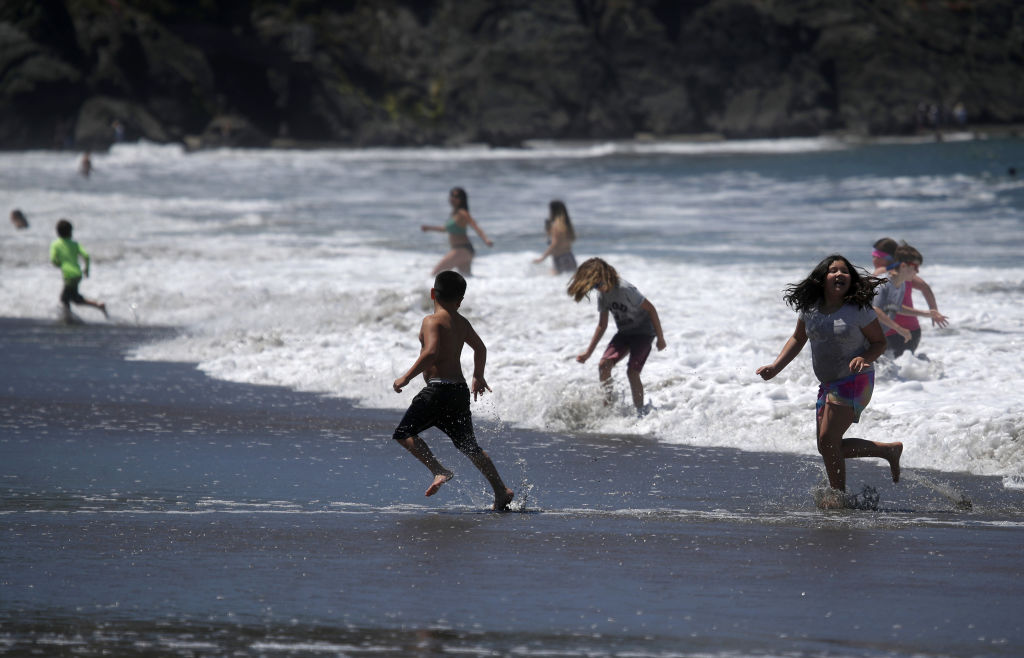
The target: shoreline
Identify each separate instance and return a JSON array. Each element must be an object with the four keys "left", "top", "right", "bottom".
[
  {"left": 4, "top": 319, "right": 1024, "bottom": 656},
  {"left": 11, "top": 123, "right": 1020, "bottom": 155},
  {"left": 1, "top": 315, "right": 1015, "bottom": 513}
]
